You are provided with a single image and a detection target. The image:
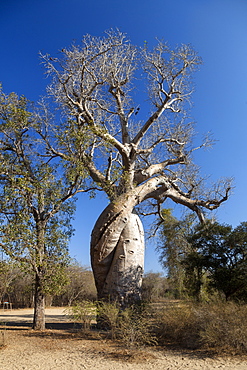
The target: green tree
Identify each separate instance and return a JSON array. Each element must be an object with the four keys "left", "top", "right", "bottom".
[
  {"left": 186, "top": 221, "right": 247, "bottom": 301},
  {"left": 0, "top": 259, "right": 17, "bottom": 304},
  {"left": 157, "top": 209, "right": 195, "bottom": 298},
  {"left": 0, "top": 89, "right": 83, "bottom": 329},
  {"left": 182, "top": 249, "right": 207, "bottom": 301},
  {"left": 39, "top": 30, "right": 231, "bottom": 308}
]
